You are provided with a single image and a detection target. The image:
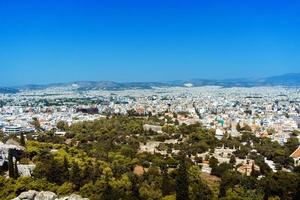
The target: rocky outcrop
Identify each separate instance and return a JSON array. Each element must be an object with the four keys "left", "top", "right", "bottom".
[
  {"left": 16, "top": 190, "right": 38, "bottom": 200},
  {"left": 34, "top": 191, "right": 57, "bottom": 200},
  {"left": 12, "top": 191, "right": 88, "bottom": 200}
]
